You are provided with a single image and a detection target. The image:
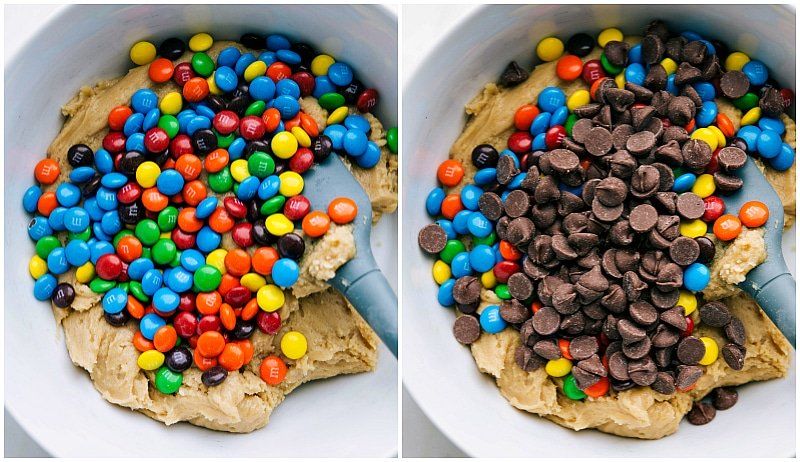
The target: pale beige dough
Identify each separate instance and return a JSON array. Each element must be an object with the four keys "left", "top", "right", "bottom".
[
  {"left": 44, "top": 41, "right": 397, "bottom": 432},
  {"left": 448, "top": 41, "right": 795, "bottom": 439}
]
